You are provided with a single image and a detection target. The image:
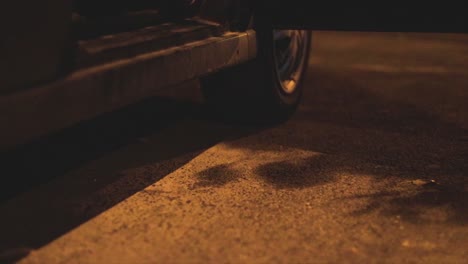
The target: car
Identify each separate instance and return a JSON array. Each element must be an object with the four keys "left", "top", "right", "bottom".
[
  {"left": 0, "top": 0, "right": 311, "bottom": 151},
  {"left": 1, "top": 1, "right": 466, "bottom": 151}
]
